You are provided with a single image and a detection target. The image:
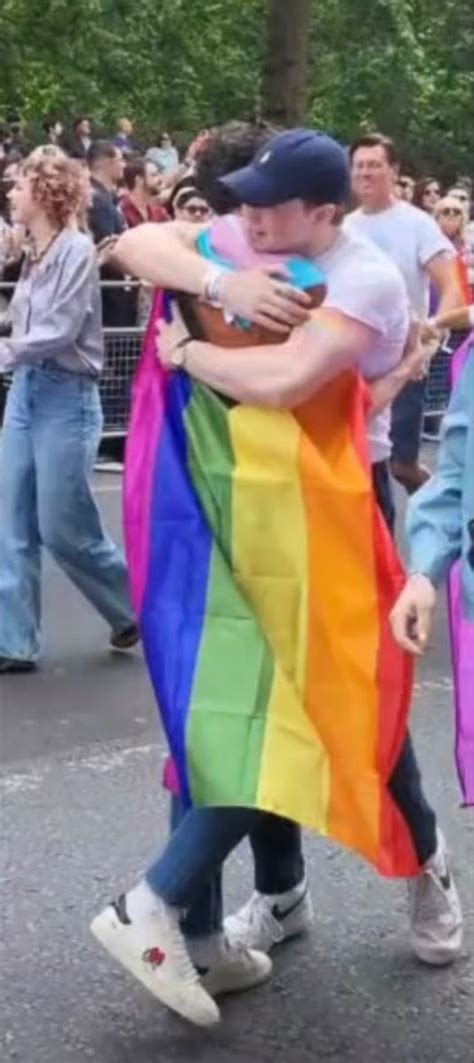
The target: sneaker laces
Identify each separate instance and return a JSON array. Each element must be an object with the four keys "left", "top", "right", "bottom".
[
  {"left": 221, "top": 935, "right": 256, "bottom": 962},
  {"left": 239, "top": 893, "right": 285, "bottom": 945}
]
